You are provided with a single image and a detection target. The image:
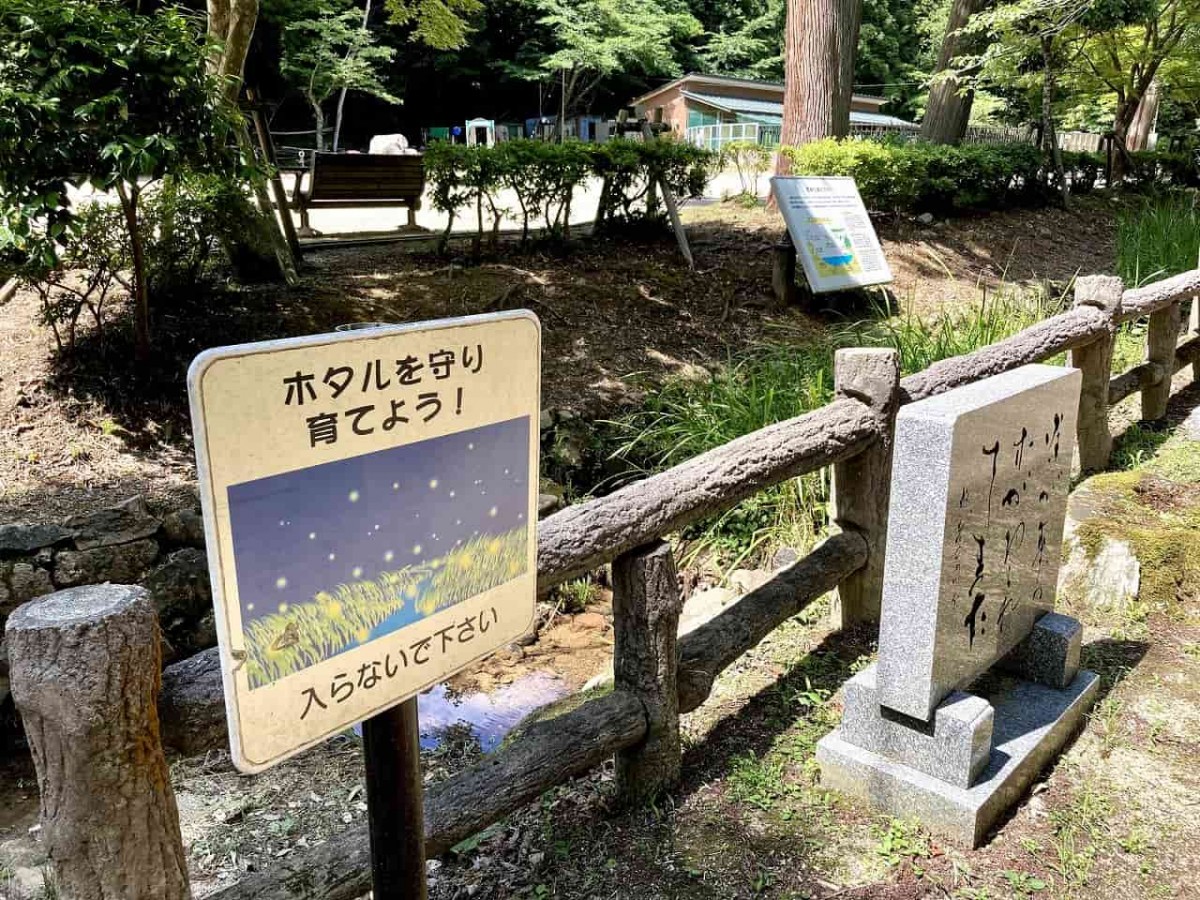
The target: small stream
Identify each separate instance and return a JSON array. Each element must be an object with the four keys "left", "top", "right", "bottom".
[{"left": 355, "top": 671, "right": 570, "bottom": 752}]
